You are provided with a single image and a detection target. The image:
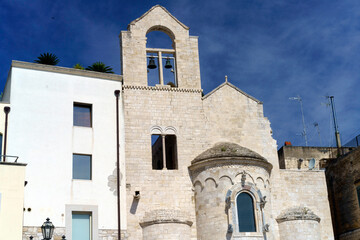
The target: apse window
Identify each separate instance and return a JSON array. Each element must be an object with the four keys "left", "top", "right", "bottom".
[
  {"left": 236, "top": 192, "right": 256, "bottom": 232},
  {"left": 146, "top": 30, "right": 177, "bottom": 87},
  {"left": 151, "top": 134, "right": 178, "bottom": 170},
  {"left": 73, "top": 154, "right": 92, "bottom": 180},
  {"left": 74, "top": 103, "right": 92, "bottom": 127}
]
